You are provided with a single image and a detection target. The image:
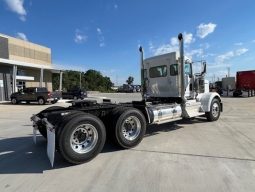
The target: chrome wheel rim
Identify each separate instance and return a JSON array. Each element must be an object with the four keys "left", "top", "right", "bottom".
[
  {"left": 212, "top": 102, "right": 219, "bottom": 117},
  {"left": 70, "top": 124, "right": 98, "bottom": 154},
  {"left": 39, "top": 99, "right": 43, "bottom": 104},
  {"left": 121, "top": 116, "right": 141, "bottom": 141},
  {"left": 12, "top": 98, "right": 16, "bottom": 104}
]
